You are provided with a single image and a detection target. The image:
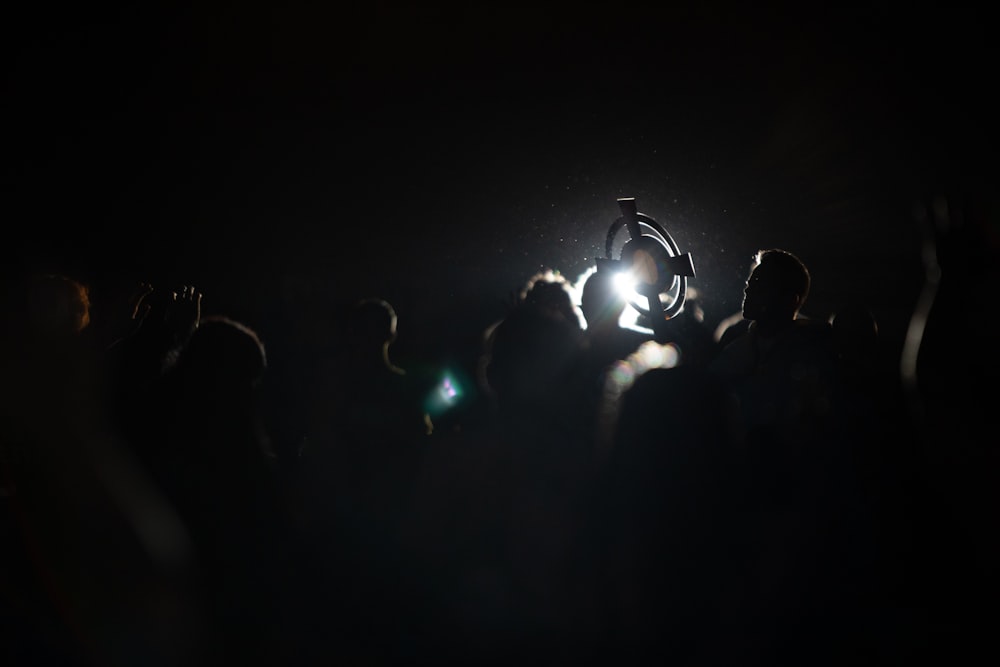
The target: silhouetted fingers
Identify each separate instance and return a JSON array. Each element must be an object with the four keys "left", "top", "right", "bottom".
[
  {"left": 131, "top": 283, "right": 156, "bottom": 319},
  {"left": 179, "top": 285, "right": 198, "bottom": 302}
]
